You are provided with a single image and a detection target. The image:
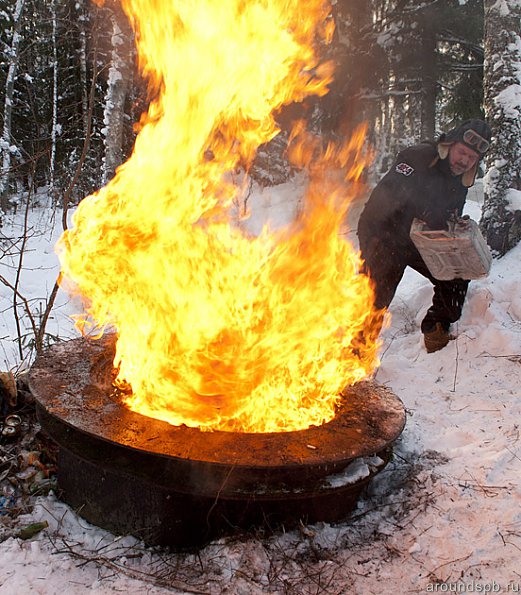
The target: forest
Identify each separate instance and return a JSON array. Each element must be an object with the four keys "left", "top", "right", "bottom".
[
  {"left": 0, "top": 0, "right": 520, "bottom": 250},
  {"left": 0, "top": 3, "right": 521, "bottom": 590}
]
